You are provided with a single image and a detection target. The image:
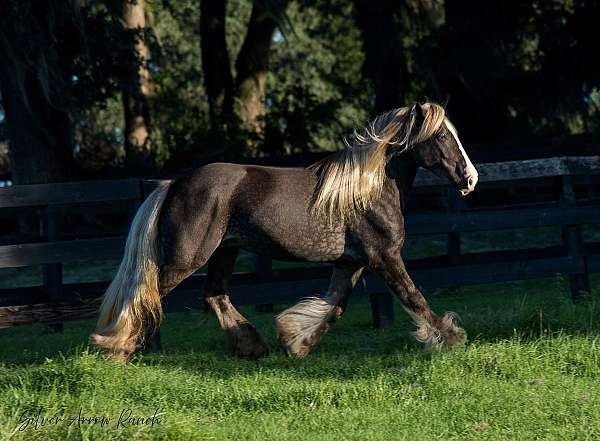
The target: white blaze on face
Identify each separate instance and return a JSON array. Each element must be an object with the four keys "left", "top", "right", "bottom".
[{"left": 445, "top": 119, "right": 478, "bottom": 194}]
